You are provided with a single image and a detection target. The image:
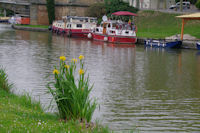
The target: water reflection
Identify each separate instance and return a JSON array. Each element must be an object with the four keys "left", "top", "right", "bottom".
[{"left": 0, "top": 24, "right": 200, "bottom": 132}]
